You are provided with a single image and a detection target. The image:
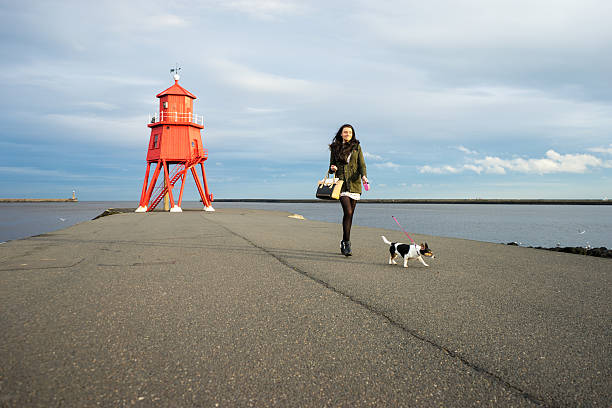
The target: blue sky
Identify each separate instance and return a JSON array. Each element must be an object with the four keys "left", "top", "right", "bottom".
[{"left": 1, "top": 0, "right": 611, "bottom": 201}]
